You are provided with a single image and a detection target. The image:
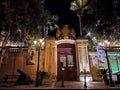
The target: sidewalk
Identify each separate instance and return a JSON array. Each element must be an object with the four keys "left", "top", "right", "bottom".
[{"left": 0, "top": 81, "right": 120, "bottom": 89}]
